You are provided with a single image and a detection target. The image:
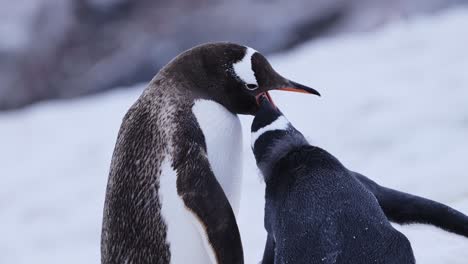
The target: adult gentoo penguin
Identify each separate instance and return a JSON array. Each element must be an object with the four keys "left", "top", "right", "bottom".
[{"left": 100, "top": 42, "right": 320, "bottom": 264}]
